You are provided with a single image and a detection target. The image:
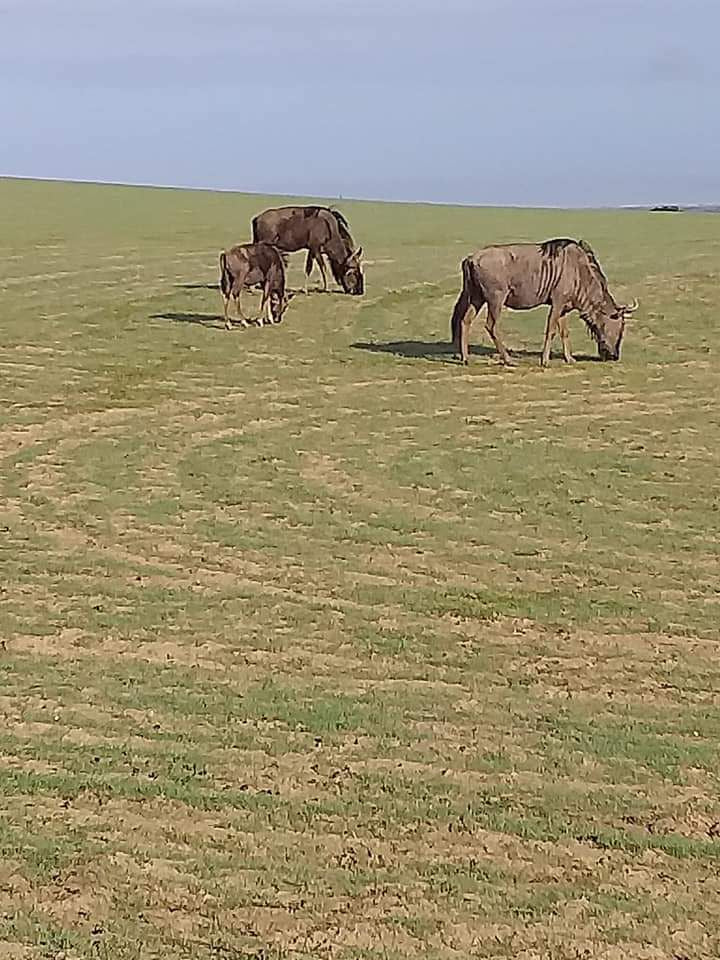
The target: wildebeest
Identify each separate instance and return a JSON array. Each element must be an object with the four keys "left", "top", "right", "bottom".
[
  {"left": 251, "top": 206, "right": 364, "bottom": 295},
  {"left": 219, "top": 242, "right": 288, "bottom": 330},
  {"left": 450, "top": 238, "right": 638, "bottom": 366}
]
